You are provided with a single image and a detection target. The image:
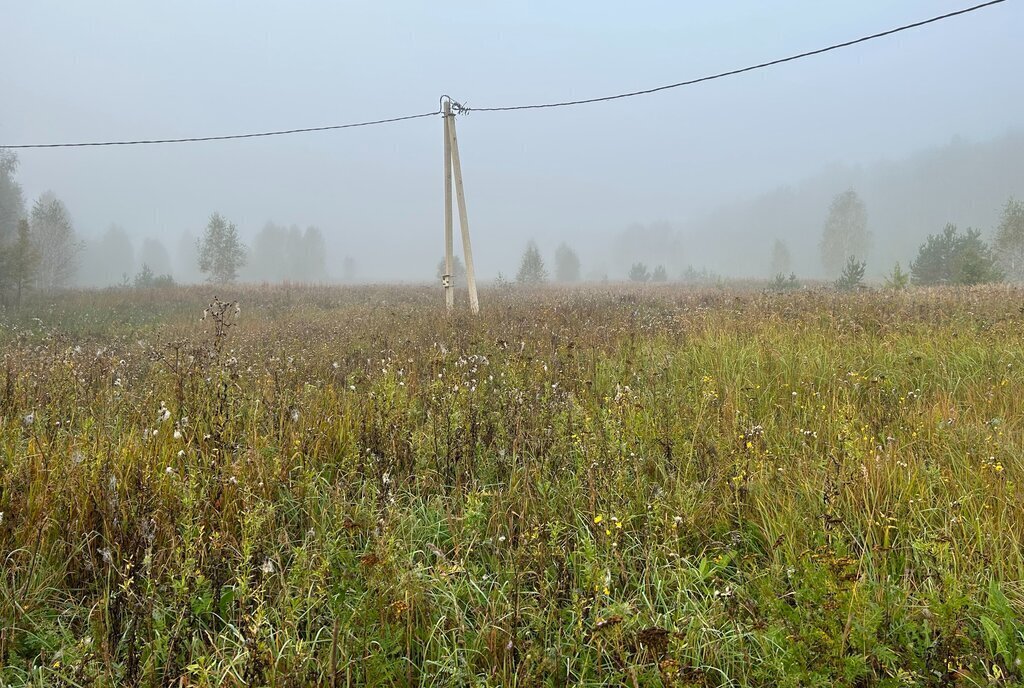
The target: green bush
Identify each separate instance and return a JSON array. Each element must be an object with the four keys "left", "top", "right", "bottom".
[
  {"left": 884, "top": 262, "right": 910, "bottom": 290},
  {"left": 910, "top": 224, "right": 1002, "bottom": 285},
  {"left": 834, "top": 257, "right": 866, "bottom": 291}
]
